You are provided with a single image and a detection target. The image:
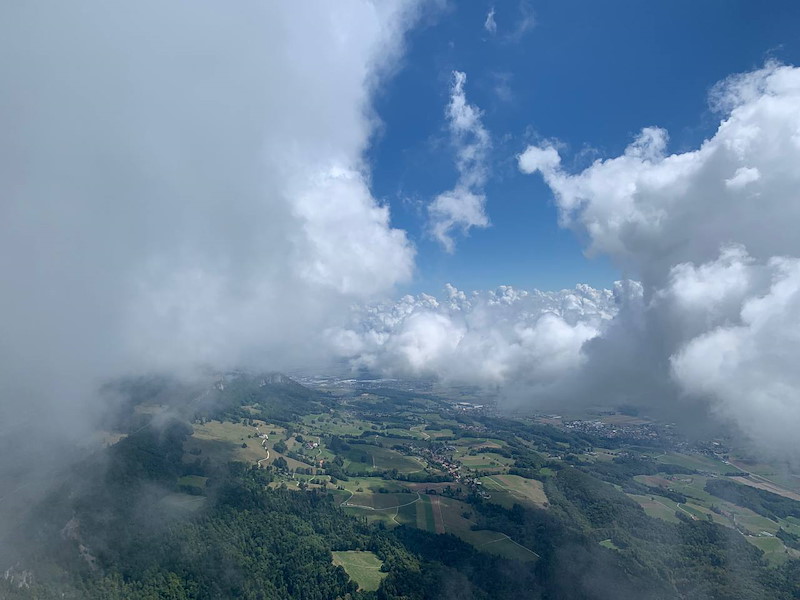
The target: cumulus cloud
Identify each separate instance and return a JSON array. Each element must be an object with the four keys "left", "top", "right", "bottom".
[
  {"left": 519, "top": 62, "right": 800, "bottom": 456},
  {"left": 329, "top": 283, "right": 617, "bottom": 389},
  {"left": 670, "top": 250, "right": 800, "bottom": 446},
  {"left": 0, "top": 1, "right": 422, "bottom": 469},
  {"left": 428, "top": 71, "right": 491, "bottom": 252},
  {"left": 518, "top": 64, "right": 800, "bottom": 285}
]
